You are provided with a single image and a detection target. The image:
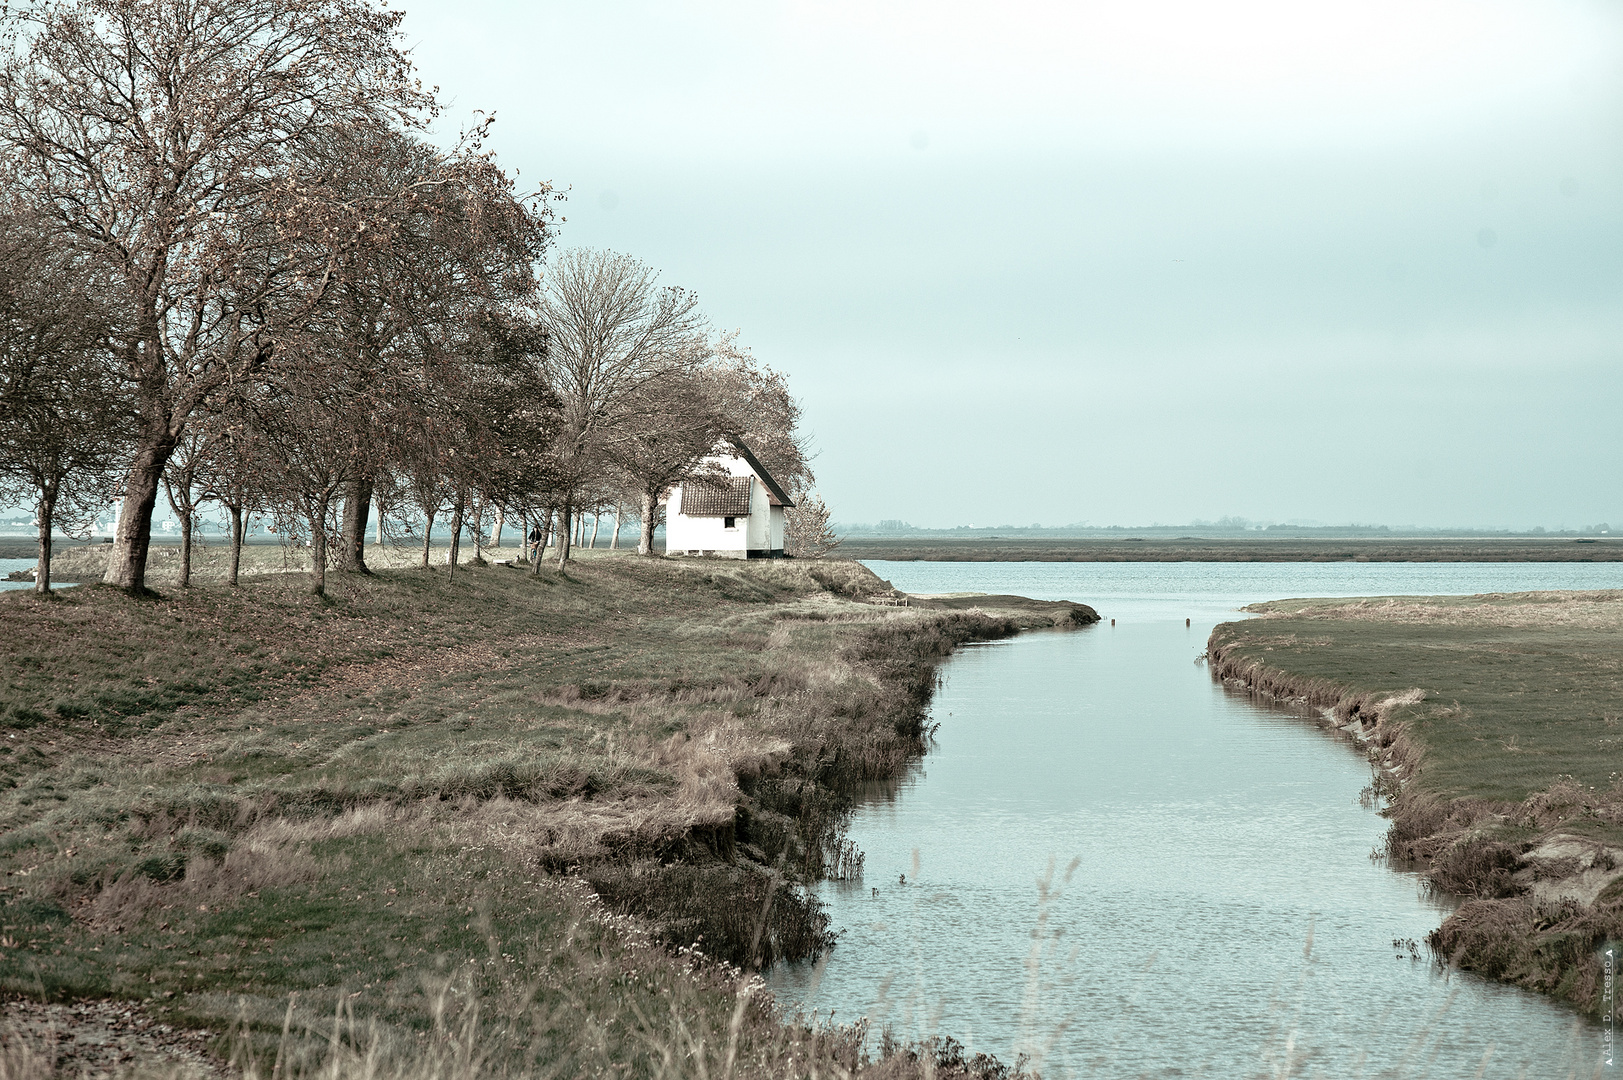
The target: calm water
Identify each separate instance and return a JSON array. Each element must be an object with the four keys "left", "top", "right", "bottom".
[
  {"left": 0, "top": 556, "right": 84, "bottom": 591},
  {"left": 768, "top": 562, "right": 1623, "bottom": 1078},
  {"left": 1, "top": 556, "right": 43, "bottom": 591}
]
